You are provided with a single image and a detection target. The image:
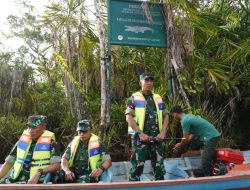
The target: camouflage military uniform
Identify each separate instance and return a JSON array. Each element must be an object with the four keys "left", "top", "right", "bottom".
[
  {"left": 126, "top": 92, "right": 168, "bottom": 181},
  {"left": 61, "top": 139, "right": 111, "bottom": 183},
  {"left": 0, "top": 141, "right": 61, "bottom": 184}
]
